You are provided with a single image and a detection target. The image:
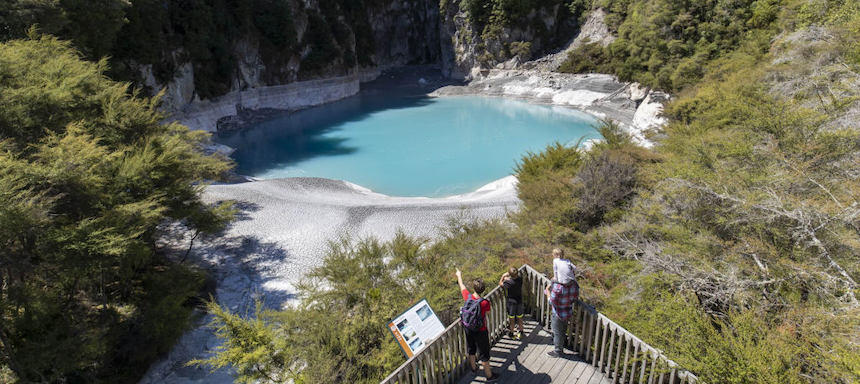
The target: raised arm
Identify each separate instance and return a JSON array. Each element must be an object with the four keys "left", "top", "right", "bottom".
[
  {"left": 455, "top": 269, "right": 467, "bottom": 292},
  {"left": 498, "top": 272, "right": 509, "bottom": 287}
]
